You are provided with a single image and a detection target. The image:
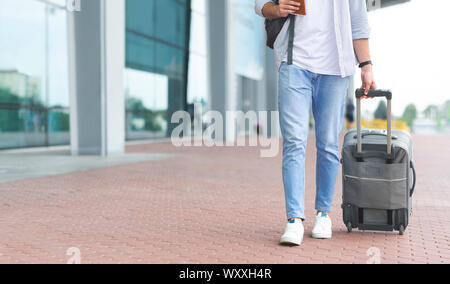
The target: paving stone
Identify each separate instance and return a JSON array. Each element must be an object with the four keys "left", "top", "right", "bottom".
[{"left": 0, "top": 135, "right": 448, "bottom": 264}]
